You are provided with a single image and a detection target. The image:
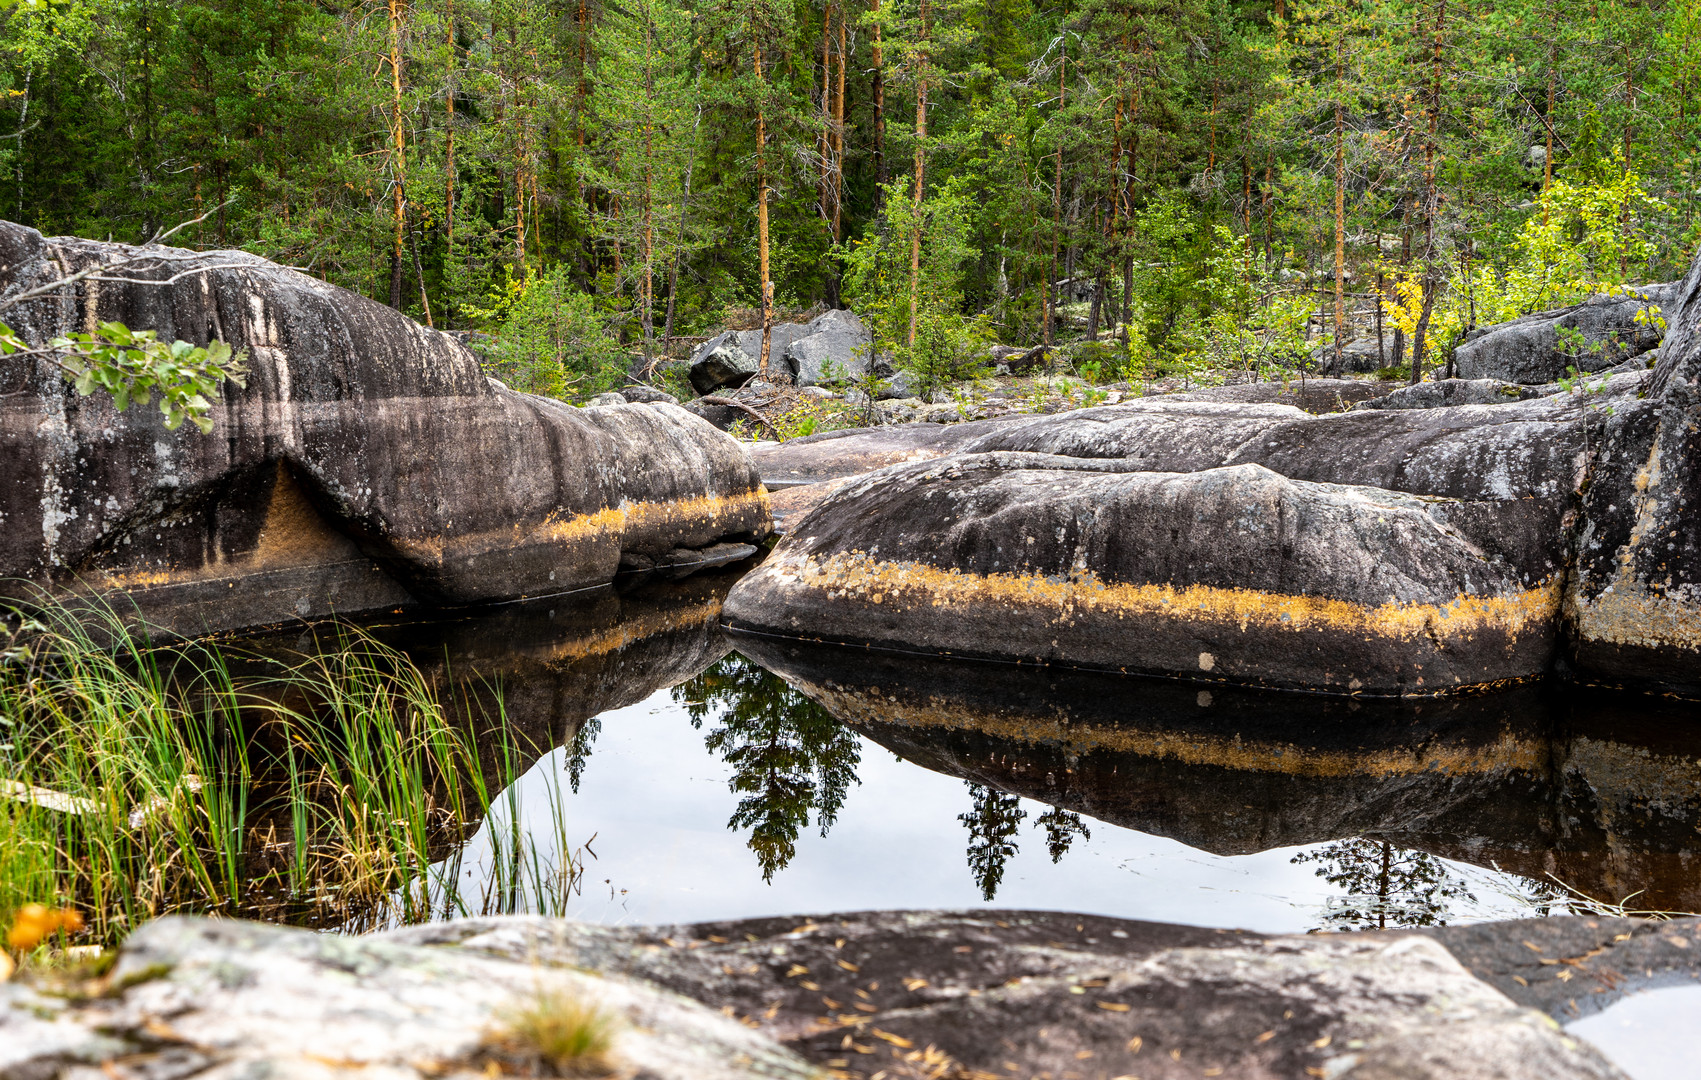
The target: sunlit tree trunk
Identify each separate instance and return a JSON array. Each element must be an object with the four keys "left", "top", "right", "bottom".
[
  {"left": 756, "top": 39, "right": 774, "bottom": 373},
  {"left": 1332, "top": 30, "right": 1346, "bottom": 377},
  {"left": 1045, "top": 46, "right": 1065, "bottom": 347},
  {"left": 832, "top": 8, "right": 847, "bottom": 241},
  {"left": 906, "top": 0, "right": 930, "bottom": 350},
  {"left": 388, "top": 0, "right": 408, "bottom": 310},
  {"left": 1410, "top": 0, "right": 1446, "bottom": 385},
  {"left": 445, "top": 0, "right": 456, "bottom": 258}
]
